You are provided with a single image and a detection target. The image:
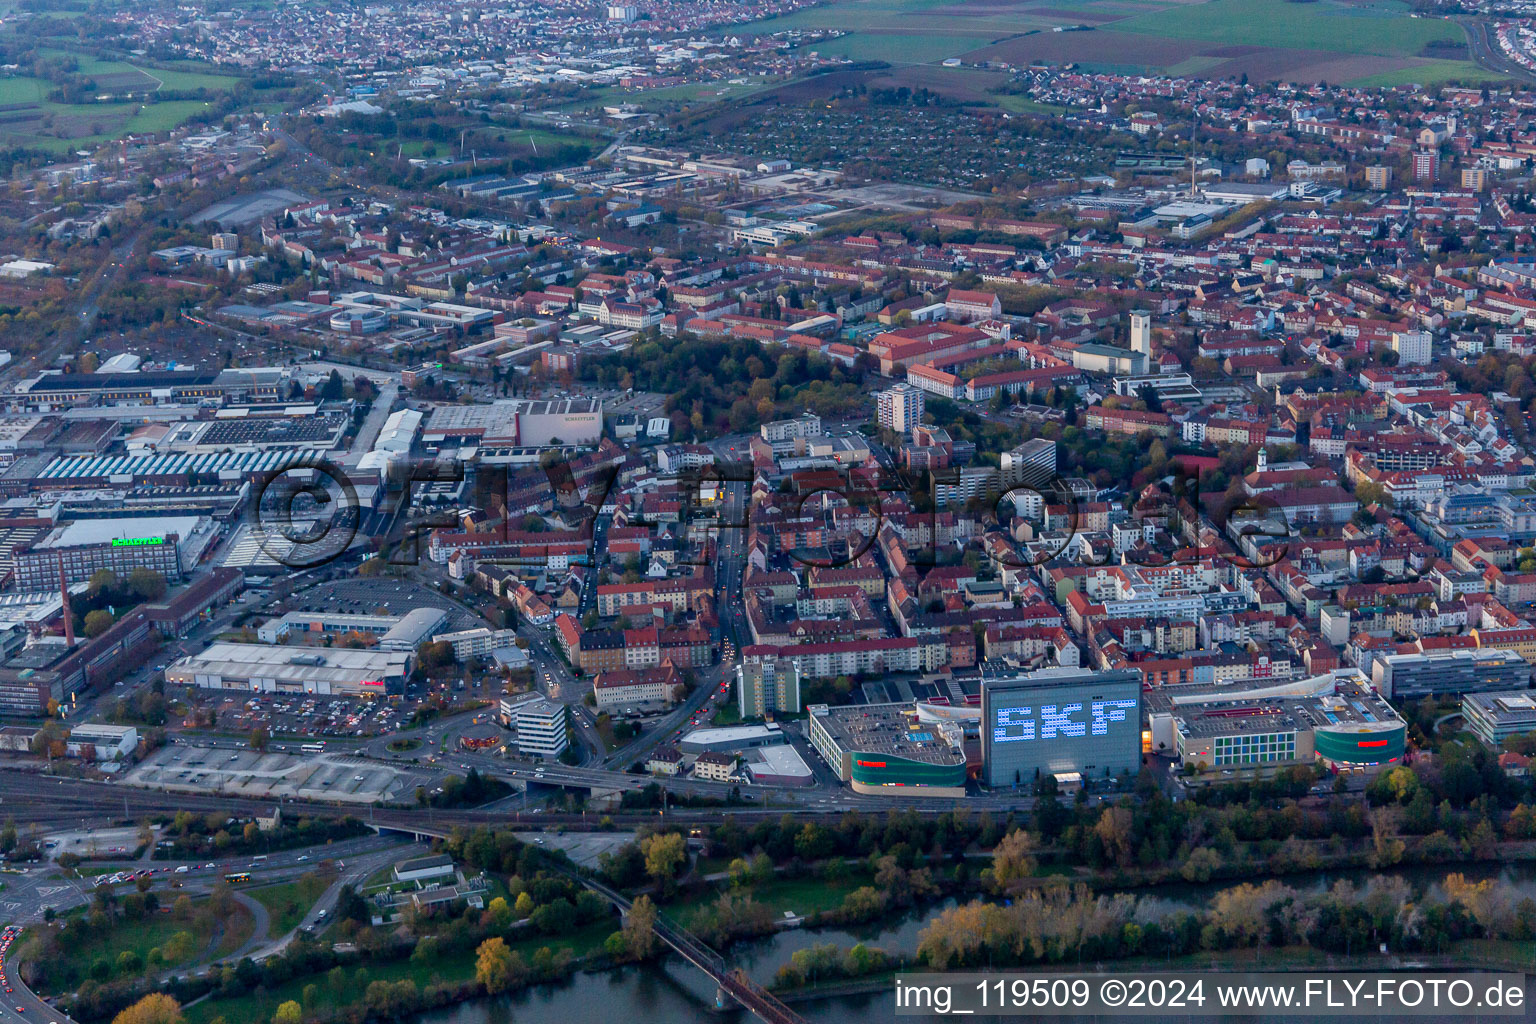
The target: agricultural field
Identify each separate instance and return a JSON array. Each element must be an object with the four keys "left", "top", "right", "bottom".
[
  {"left": 726, "top": 0, "right": 1504, "bottom": 87},
  {"left": 0, "top": 94, "right": 220, "bottom": 153},
  {"left": 0, "top": 47, "right": 244, "bottom": 152},
  {"left": 807, "top": 31, "right": 984, "bottom": 62},
  {"left": 1111, "top": 0, "right": 1458, "bottom": 56}
]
